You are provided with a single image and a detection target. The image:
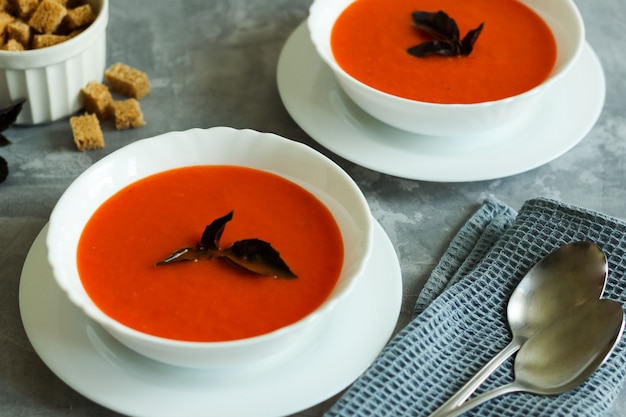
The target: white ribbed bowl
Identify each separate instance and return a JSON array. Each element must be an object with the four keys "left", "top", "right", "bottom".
[{"left": 0, "top": 0, "right": 108, "bottom": 125}]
